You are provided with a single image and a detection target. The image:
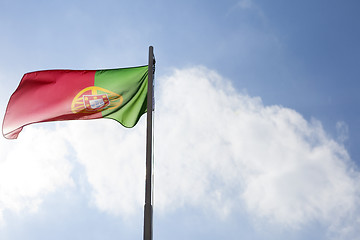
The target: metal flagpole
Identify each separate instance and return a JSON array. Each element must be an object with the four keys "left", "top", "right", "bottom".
[{"left": 144, "top": 46, "right": 155, "bottom": 240}]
